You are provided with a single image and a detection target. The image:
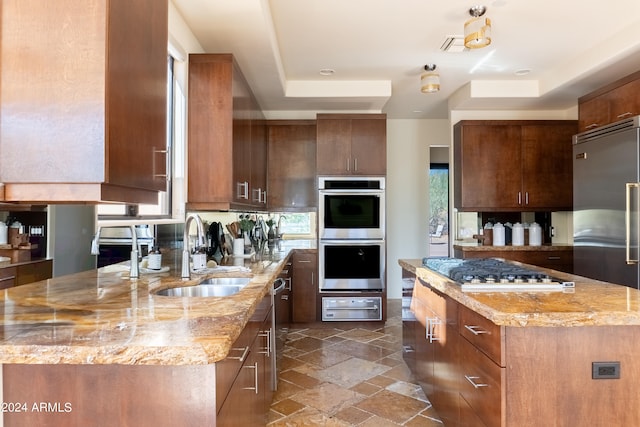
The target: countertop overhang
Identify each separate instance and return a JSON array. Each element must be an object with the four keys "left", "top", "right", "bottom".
[
  {"left": 400, "top": 258, "right": 640, "bottom": 328},
  {"left": 0, "top": 240, "right": 316, "bottom": 366}
]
